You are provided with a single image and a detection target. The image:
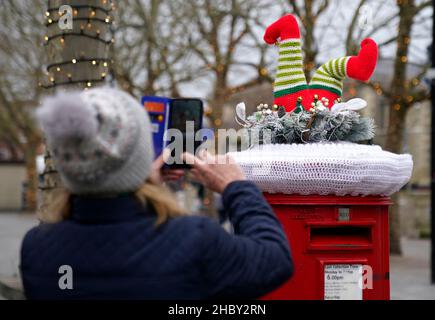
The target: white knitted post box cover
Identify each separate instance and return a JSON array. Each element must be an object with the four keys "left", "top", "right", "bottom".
[{"left": 229, "top": 142, "right": 413, "bottom": 196}]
